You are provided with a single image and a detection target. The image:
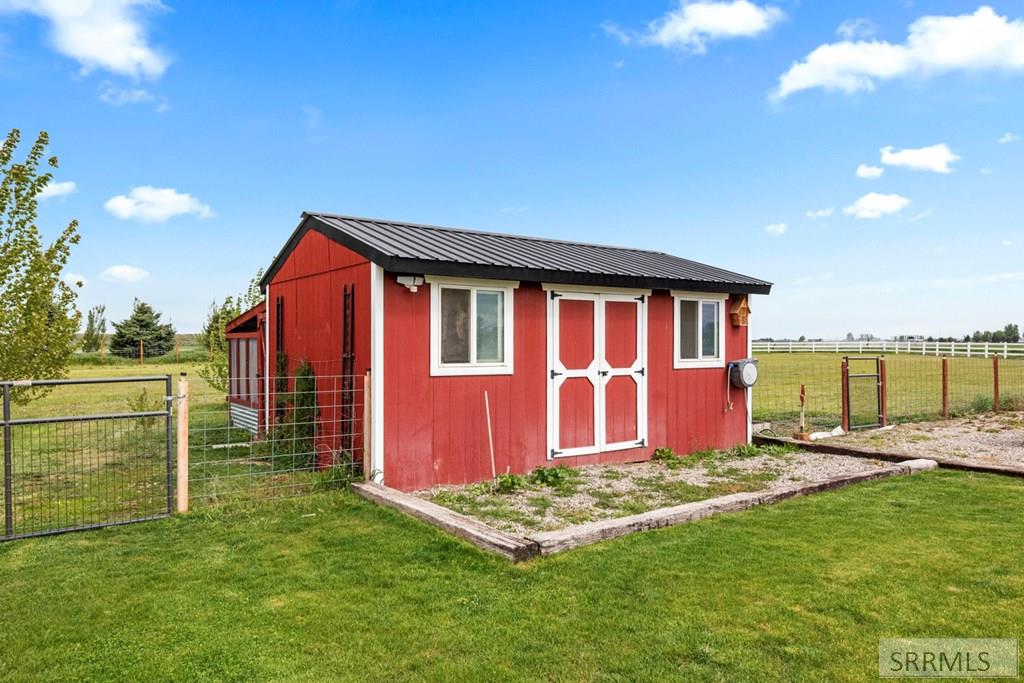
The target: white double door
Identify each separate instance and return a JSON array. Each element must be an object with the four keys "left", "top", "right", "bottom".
[{"left": 547, "top": 291, "right": 647, "bottom": 458}]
